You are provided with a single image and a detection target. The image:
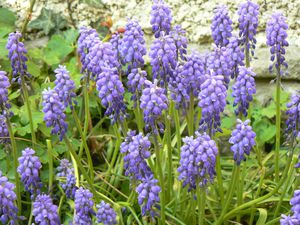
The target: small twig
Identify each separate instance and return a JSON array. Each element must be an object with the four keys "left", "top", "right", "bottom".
[
  {"left": 21, "top": 0, "right": 36, "bottom": 38},
  {"left": 67, "top": 0, "right": 76, "bottom": 28}
]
